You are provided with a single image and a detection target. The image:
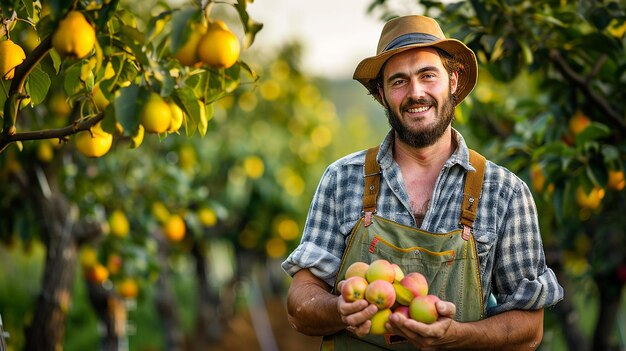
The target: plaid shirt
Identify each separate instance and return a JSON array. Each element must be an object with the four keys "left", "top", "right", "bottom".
[{"left": 282, "top": 129, "right": 563, "bottom": 315}]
